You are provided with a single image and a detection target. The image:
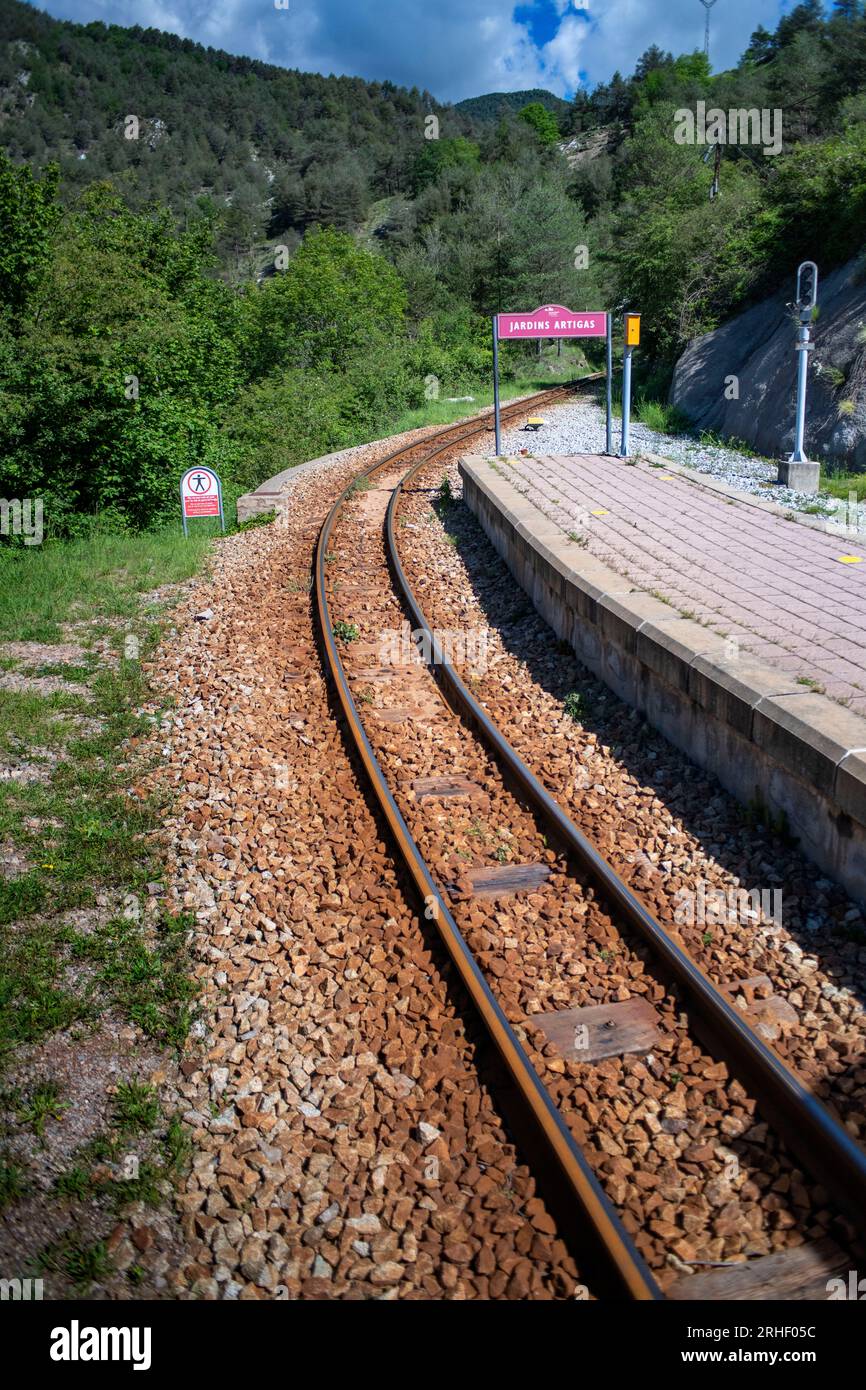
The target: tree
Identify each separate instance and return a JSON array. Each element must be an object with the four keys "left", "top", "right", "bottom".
[
  {"left": 253, "top": 227, "right": 407, "bottom": 375},
  {"left": 609, "top": 107, "right": 763, "bottom": 356},
  {"left": 777, "top": 0, "right": 826, "bottom": 48},
  {"left": 411, "top": 136, "right": 480, "bottom": 195},
  {"left": 0, "top": 180, "right": 243, "bottom": 528},
  {"left": 518, "top": 102, "right": 560, "bottom": 145},
  {"left": 743, "top": 26, "right": 776, "bottom": 64},
  {"left": 0, "top": 152, "right": 60, "bottom": 317},
  {"left": 635, "top": 46, "right": 672, "bottom": 80}
]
